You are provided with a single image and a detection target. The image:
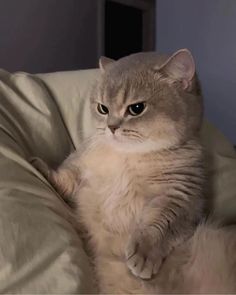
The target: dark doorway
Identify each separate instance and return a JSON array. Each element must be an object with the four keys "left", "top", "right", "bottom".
[{"left": 105, "top": 1, "right": 143, "bottom": 59}]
